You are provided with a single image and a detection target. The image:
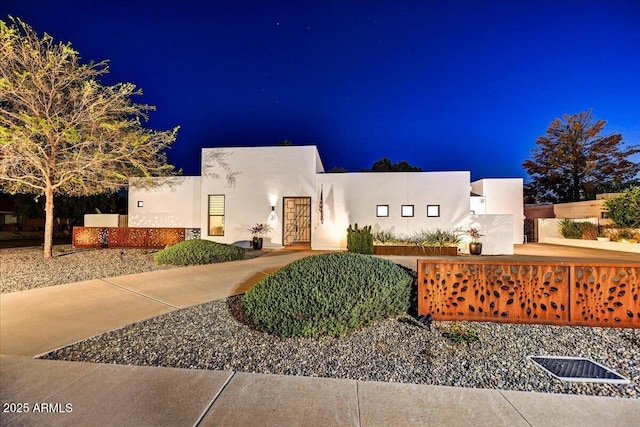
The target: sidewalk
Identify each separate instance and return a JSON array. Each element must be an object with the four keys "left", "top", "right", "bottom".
[
  {"left": 1, "top": 250, "right": 311, "bottom": 357},
  {"left": 3, "top": 355, "right": 638, "bottom": 427},
  {"left": 1, "top": 244, "right": 639, "bottom": 426}
]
